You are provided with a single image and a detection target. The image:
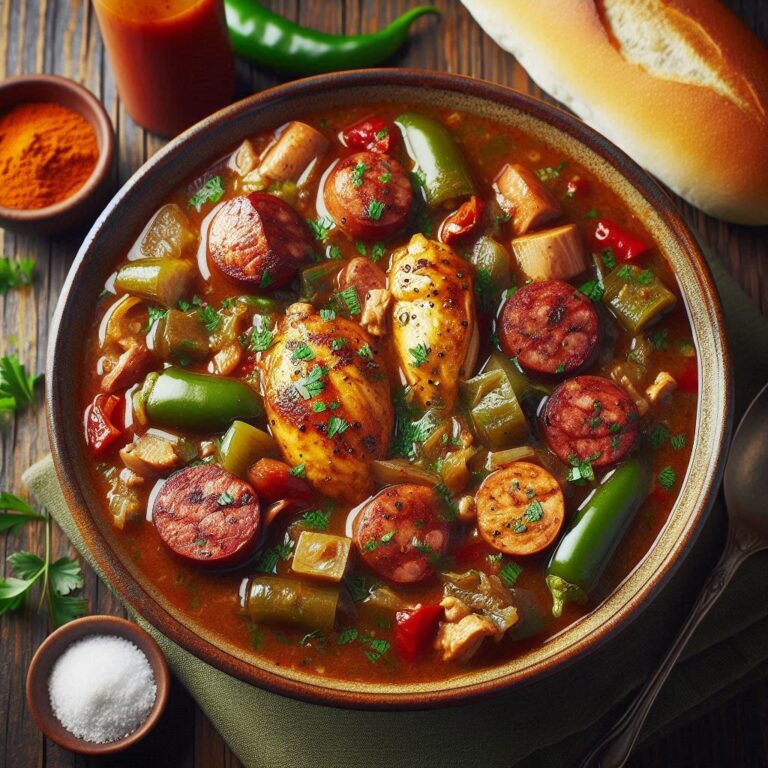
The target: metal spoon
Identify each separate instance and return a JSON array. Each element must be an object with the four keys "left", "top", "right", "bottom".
[{"left": 580, "top": 381, "right": 768, "bottom": 768}]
